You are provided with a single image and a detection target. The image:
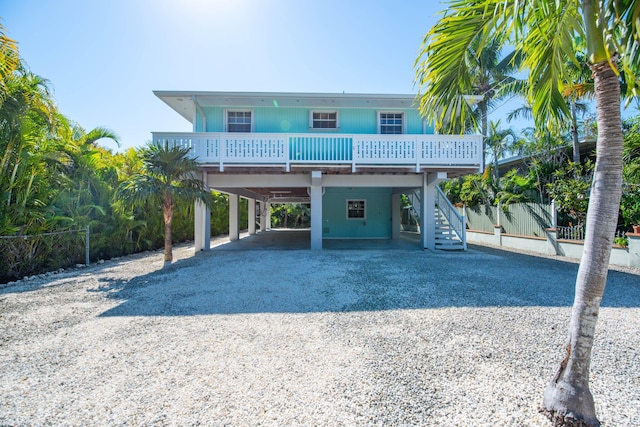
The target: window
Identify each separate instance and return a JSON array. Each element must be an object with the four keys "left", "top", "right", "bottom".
[
  {"left": 311, "top": 111, "right": 338, "bottom": 129},
  {"left": 227, "top": 111, "right": 252, "bottom": 132},
  {"left": 347, "top": 200, "right": 366, "bottom": 219},
  {"left": 379, "top": 112, "right": 404, "bottom": 134}
]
